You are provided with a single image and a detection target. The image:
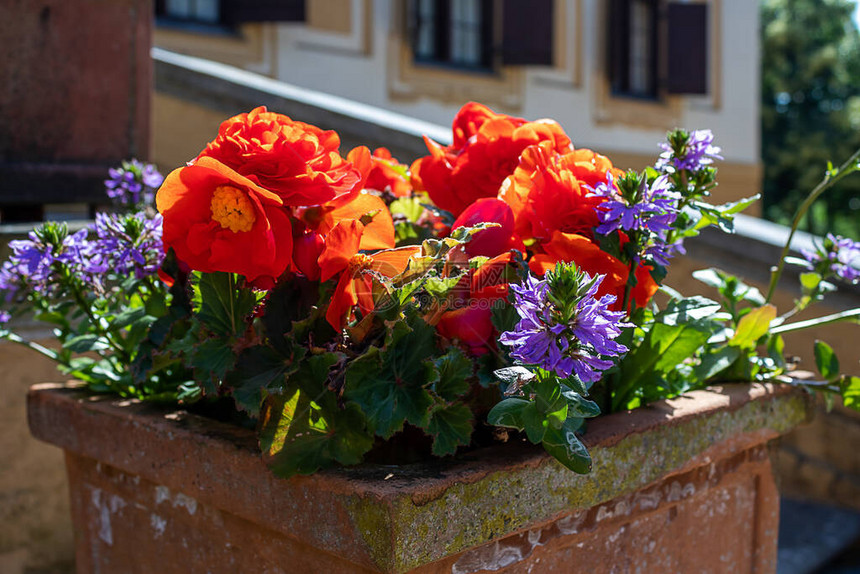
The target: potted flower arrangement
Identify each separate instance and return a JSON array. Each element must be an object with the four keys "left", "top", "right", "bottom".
[{"left": 6, "top": 103, "right": 860, "bottom": 573}]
